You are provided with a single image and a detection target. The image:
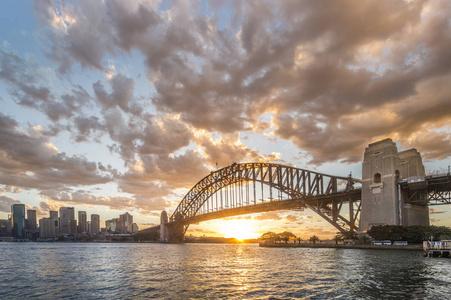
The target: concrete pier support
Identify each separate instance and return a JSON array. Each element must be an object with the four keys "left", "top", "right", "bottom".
[
  {"left": 160, "top": 211, "right": 169, "bottom": 242},
  {"left": 360, "top": 139, "right": 429, "bottom": 232},
  {"left": 160, "top": 211, "right": 184, "bottom": 243}
]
